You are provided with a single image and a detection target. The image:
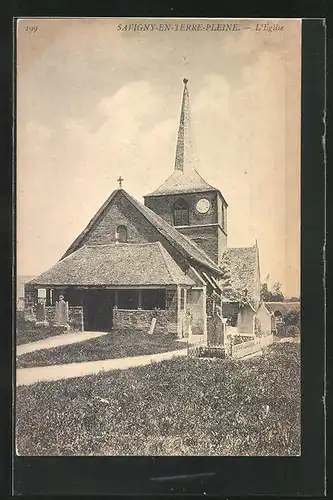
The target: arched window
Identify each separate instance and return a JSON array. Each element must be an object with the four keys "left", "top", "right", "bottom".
[
  {"left": 173, "top": 199, "right": 189, "bottom": 226},
  {"left": 116, "top": 225, "right": 128, "bottom": 243},
  {"left": 274, "top": 310, "right": 283, "bottom": 323}
]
